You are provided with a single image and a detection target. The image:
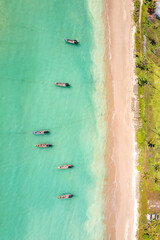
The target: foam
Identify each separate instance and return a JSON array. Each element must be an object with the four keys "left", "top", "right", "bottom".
[{"left": 84, "top": 0, "right": 108, "bottom": 239}]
